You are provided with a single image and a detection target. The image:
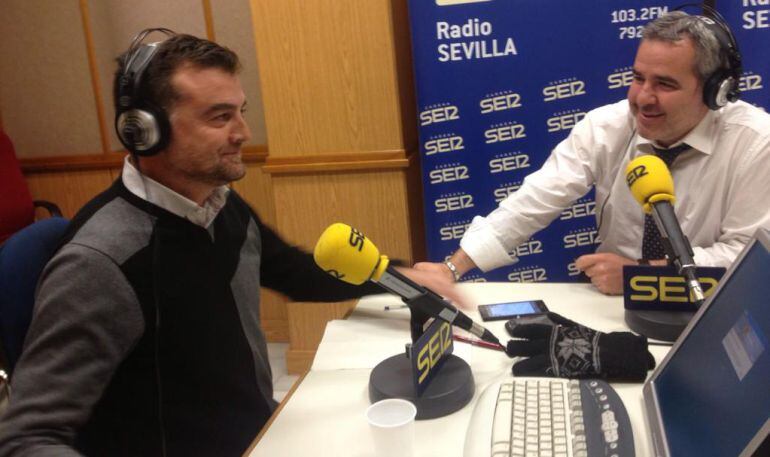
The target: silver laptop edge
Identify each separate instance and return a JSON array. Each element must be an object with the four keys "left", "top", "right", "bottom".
[{"left": 642, "top": 228, "right": 770, "bottom": 457}]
